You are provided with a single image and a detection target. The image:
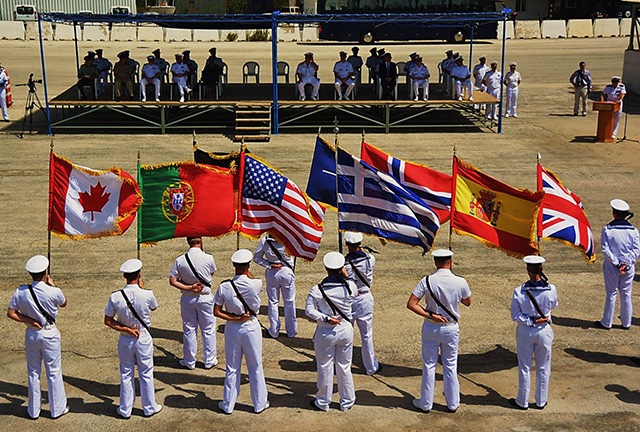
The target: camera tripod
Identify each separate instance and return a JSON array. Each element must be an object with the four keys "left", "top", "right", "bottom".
[{"left": 15, "top": 74, "right": 49, "bottom": 138}]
